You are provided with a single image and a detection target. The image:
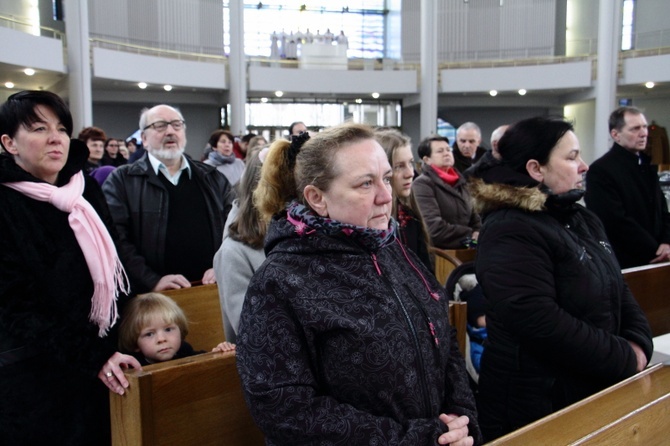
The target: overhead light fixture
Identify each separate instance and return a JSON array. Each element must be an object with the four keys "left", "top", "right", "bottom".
[
  {"left": 275, "top": 90, "right": 284, "bottom": 97},
  {"left": 24, "top": 68, "right": 35, "bottom": 76},
  {"left": 260, "top": 97, "right": 268, "bottom": 103},
  {"left": 489, "top": 90, "right": 498, "bottom": 97},
  {"left": 355, "top": 98, "right": 363, "bottom": 104},
  {"left": 645, "top": 81, "right": 655, "bottom": 89},
  {"left": 163, "top": 85, "right": 173, "bottom": 91},
  {"left": 5, "top": 82, "right": 15, "bottom": 88},
  {"left": 371, "top": 92, "right": 380, "bottom": 99},
  {"left": 138, "top": 82, "right": 147, "bottom": 89},
  {"left": 518, "top": 89, "right": 527, "bottom": 96}
]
